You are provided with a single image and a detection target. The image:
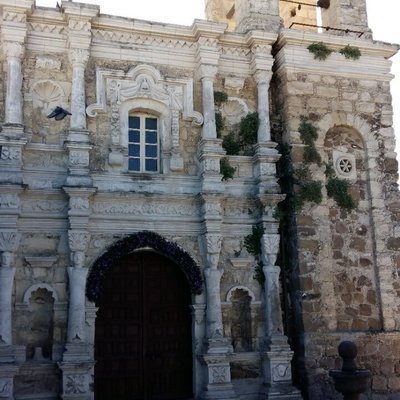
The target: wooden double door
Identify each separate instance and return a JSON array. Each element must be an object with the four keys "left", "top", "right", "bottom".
[{"left": 94, "top": 251, "right": 193, "bottom": 399}]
